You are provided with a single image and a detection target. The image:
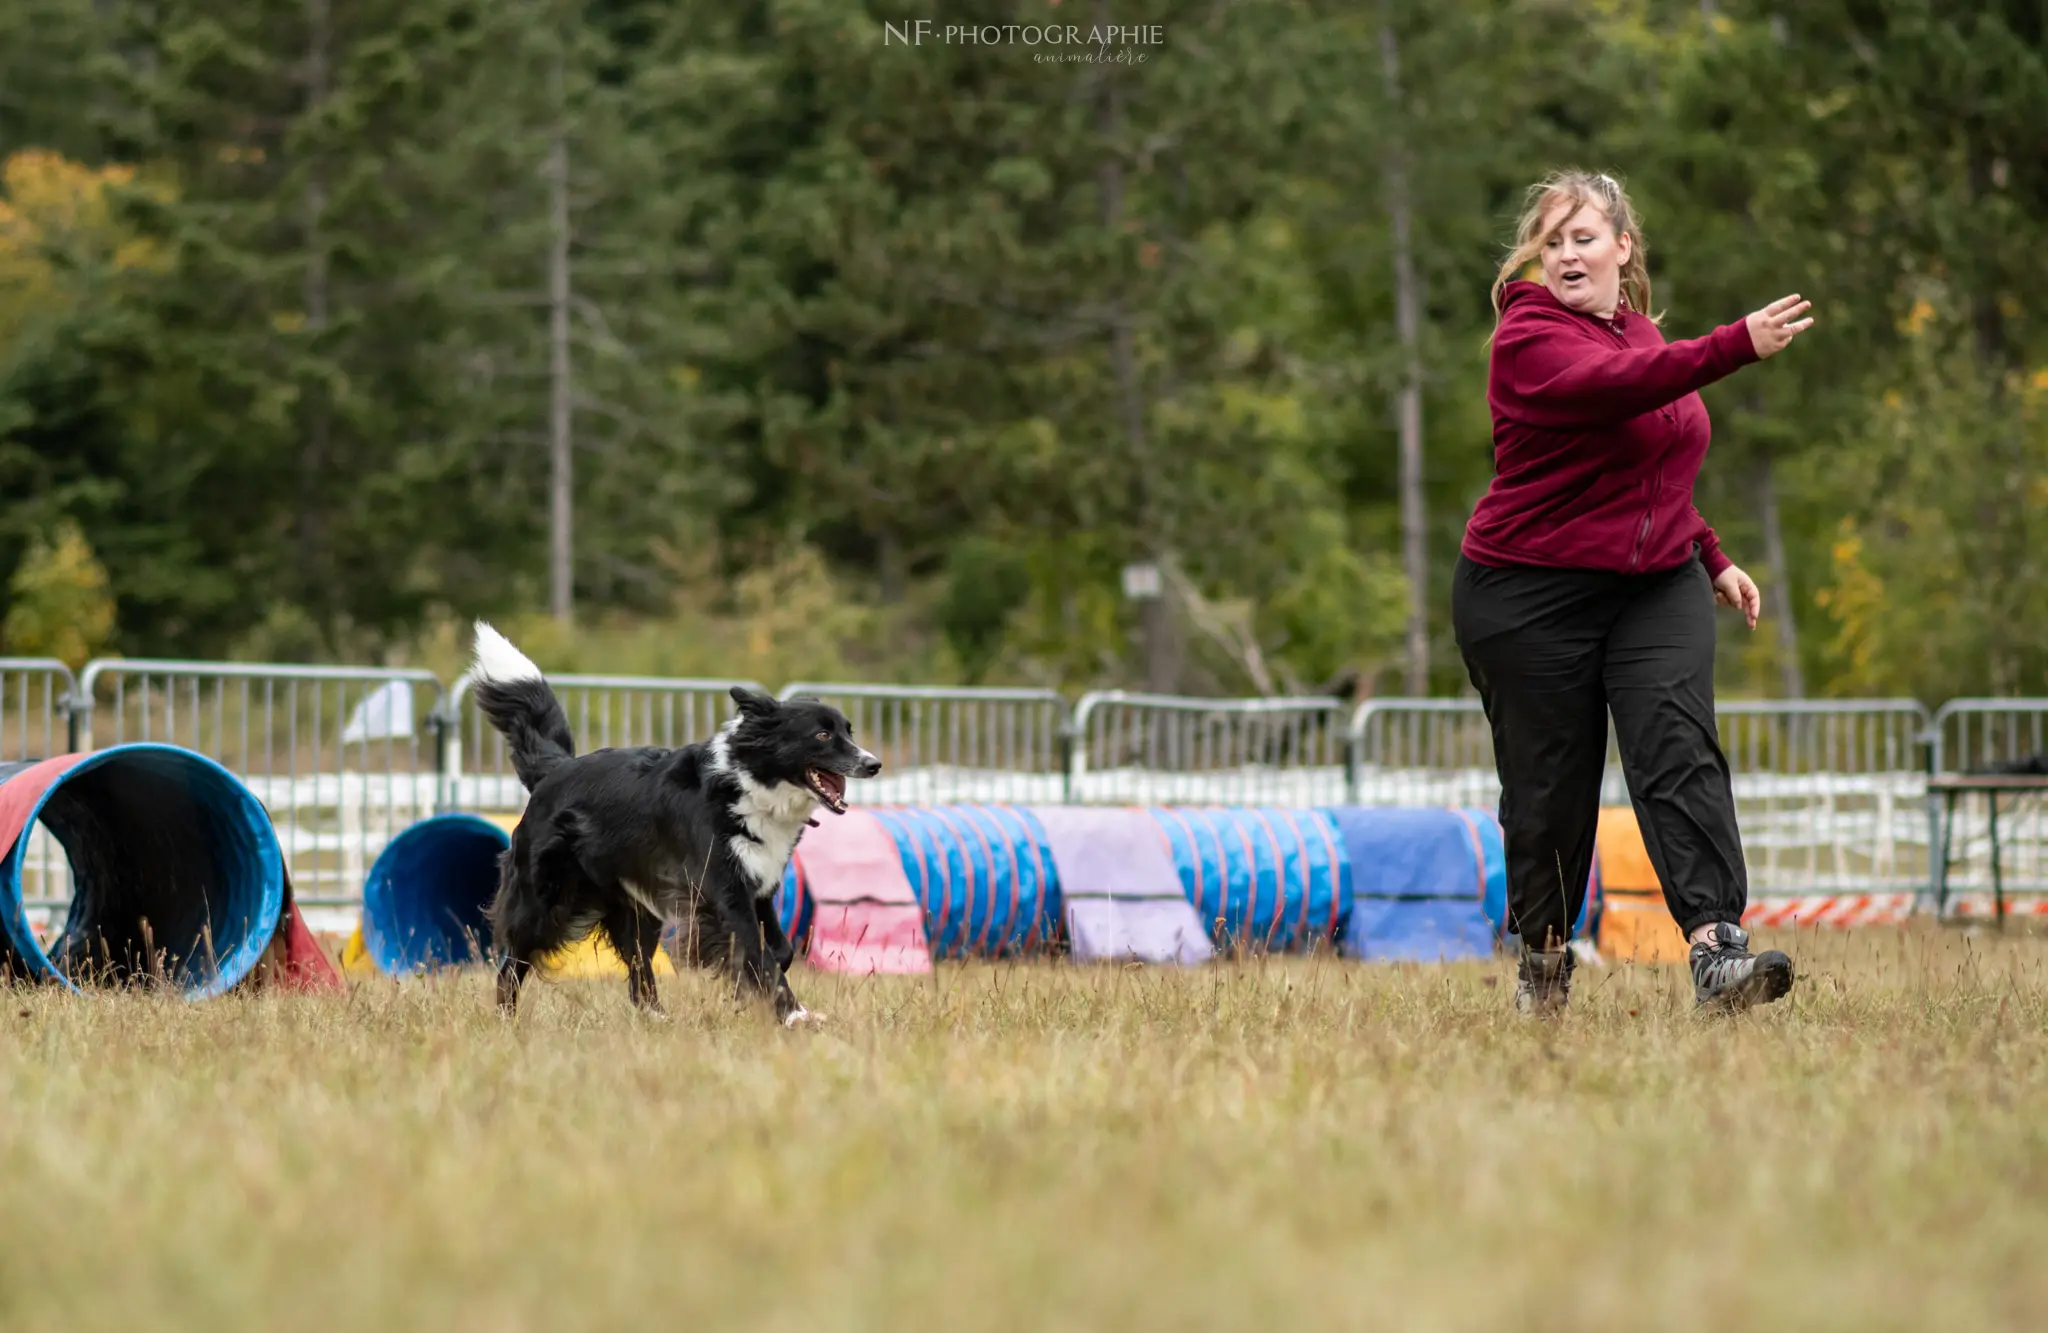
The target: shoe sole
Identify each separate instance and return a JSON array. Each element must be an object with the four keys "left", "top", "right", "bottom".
[{"left": 1698, "top": 950, "right": 1795, "bottom": 1012}]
